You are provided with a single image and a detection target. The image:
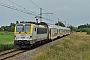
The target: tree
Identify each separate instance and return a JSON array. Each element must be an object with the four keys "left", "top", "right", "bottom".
[
  {"left": 0, "top": 22, "right": 15, "bottom": 32},
  {"left": 78, "top": 23, "right": 90, "bottom": 29},
  {"left": 55, "top": 21, "right": 65, "bottom": 27},
  {"left": 1, "top": 26, "right": 5, "bottom": 31},
  {"left": 0, "top": 28, "right": 1, "bottom": 31},
  {"left": 16, "top": 21, "right": 19, "bottom": 24},
  {"left": 10, "top": 23, "right": 15, "bottom": 32},
  {"left": 10, "top": 23, "right": 15, "bottom": 27},
  {"left": 67, "top": 25, "right": 78, "bottom": 31}
]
